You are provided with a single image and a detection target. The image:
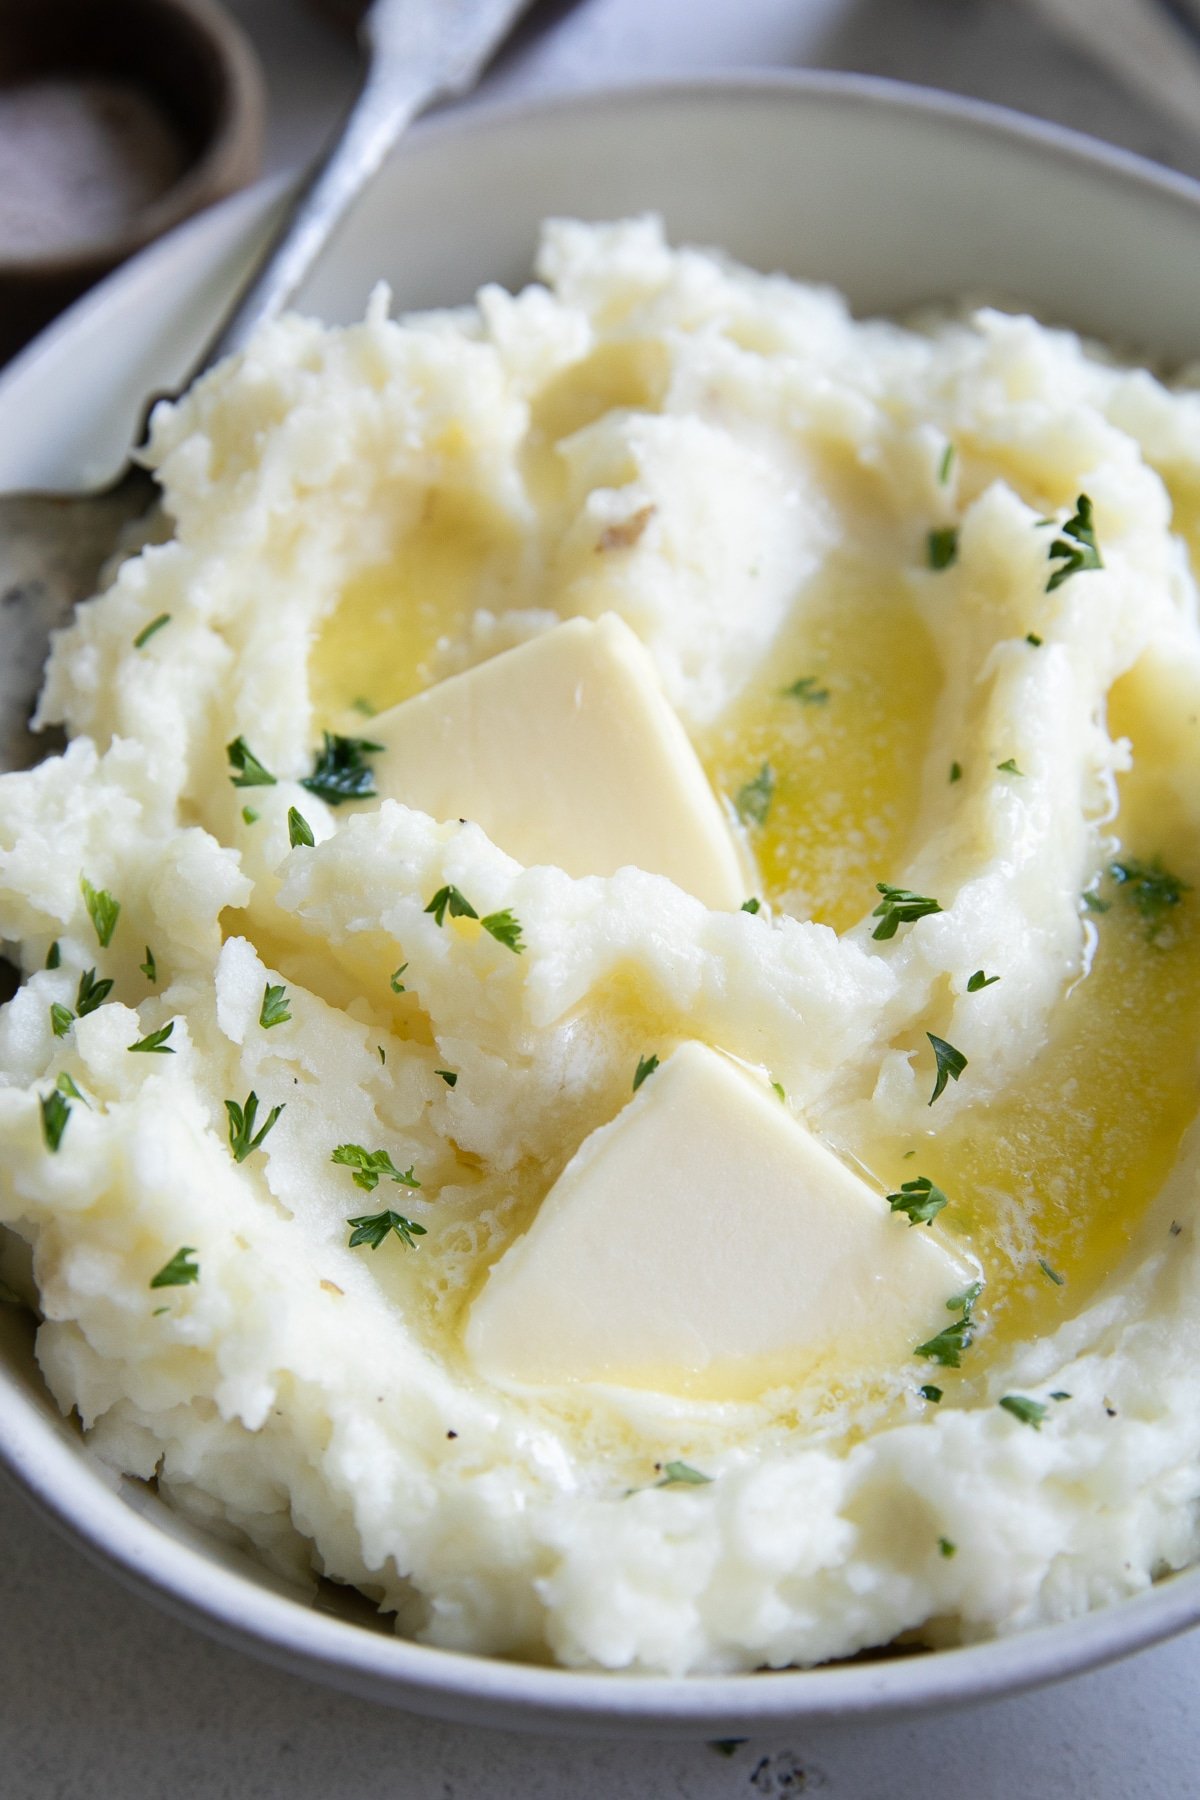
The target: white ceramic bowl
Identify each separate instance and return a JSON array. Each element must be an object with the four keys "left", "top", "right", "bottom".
[{"left": 5, "top": 72, "right": 1200, "bottom": 1736}]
